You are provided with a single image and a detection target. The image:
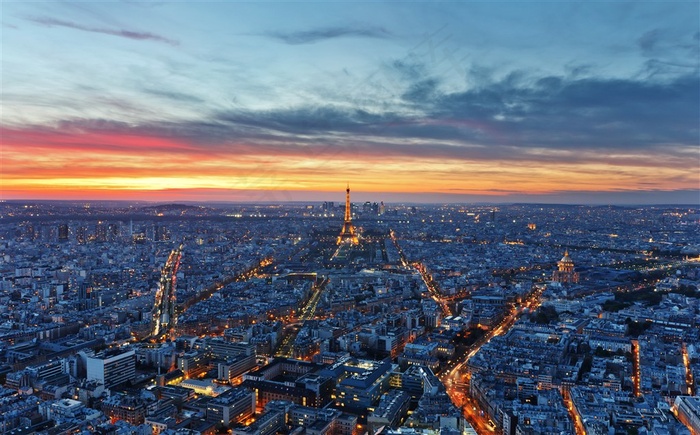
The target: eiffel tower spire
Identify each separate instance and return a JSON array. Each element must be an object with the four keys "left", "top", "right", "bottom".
[{"left": 337, "top": 184, "right": 359, "bottom": 245}]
